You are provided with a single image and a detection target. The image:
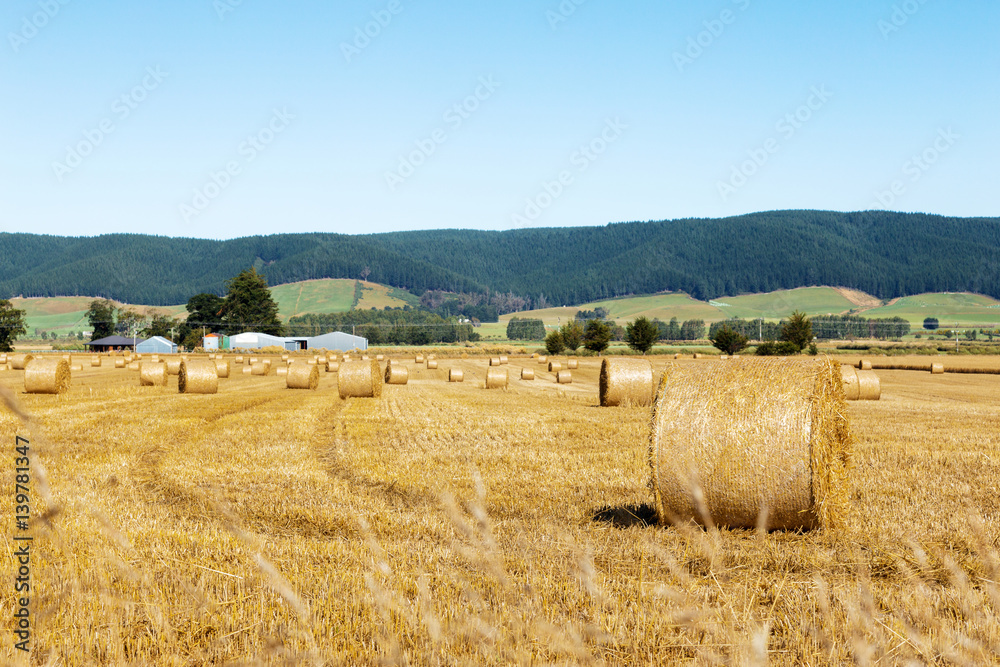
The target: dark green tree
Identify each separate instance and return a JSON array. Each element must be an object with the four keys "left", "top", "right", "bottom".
[
  {"left": 0, "top": 301, "right": 27, "bottom": 352},
  {"left": 923, "top": 317, "right": 939, "bottom": 331},
  {"left": 221, "top": 268, "right": 284, "bottom": 336},
  {"left": 781, "top": 311, "right": 813, "bottom": 352},
  {"left": 143, "top": 311, "right": 177, "bottom": 340},
  {"left": 625, "top": 316, "right": 659, "bottom": 354},
  {"left": 560, "top": 320, "right": 583, "bottom": 351},
  {"left": 116, "top": 309, "right": 147, "bottom": 337},
  {"left": 583, "top": 319, "right": 612, "bottom": 355},
  {"left": 186, "top": 293, "right": 226, "bottom": 333},
  {"left": 544, "top": 330, "right": 565, "bottom": 355},
  {"left": 710, "top": 325, "right": 748, "bottom": 355},
  {"left": 86, "top": 299, "right": 117, "bottom": 340}
]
